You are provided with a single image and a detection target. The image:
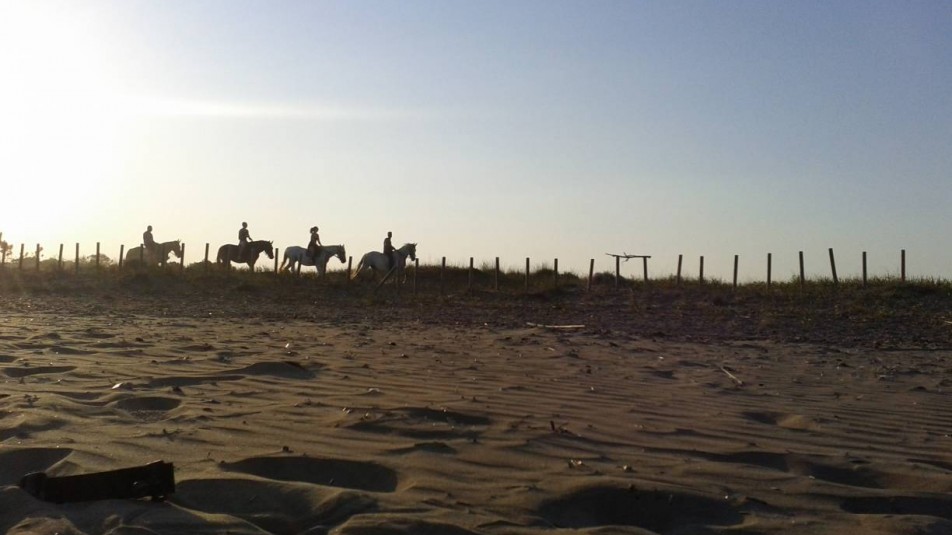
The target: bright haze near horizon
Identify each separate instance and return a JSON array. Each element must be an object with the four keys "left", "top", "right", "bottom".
[{"left": 1, "top": 1, "right": 949, "bottom": 281}]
